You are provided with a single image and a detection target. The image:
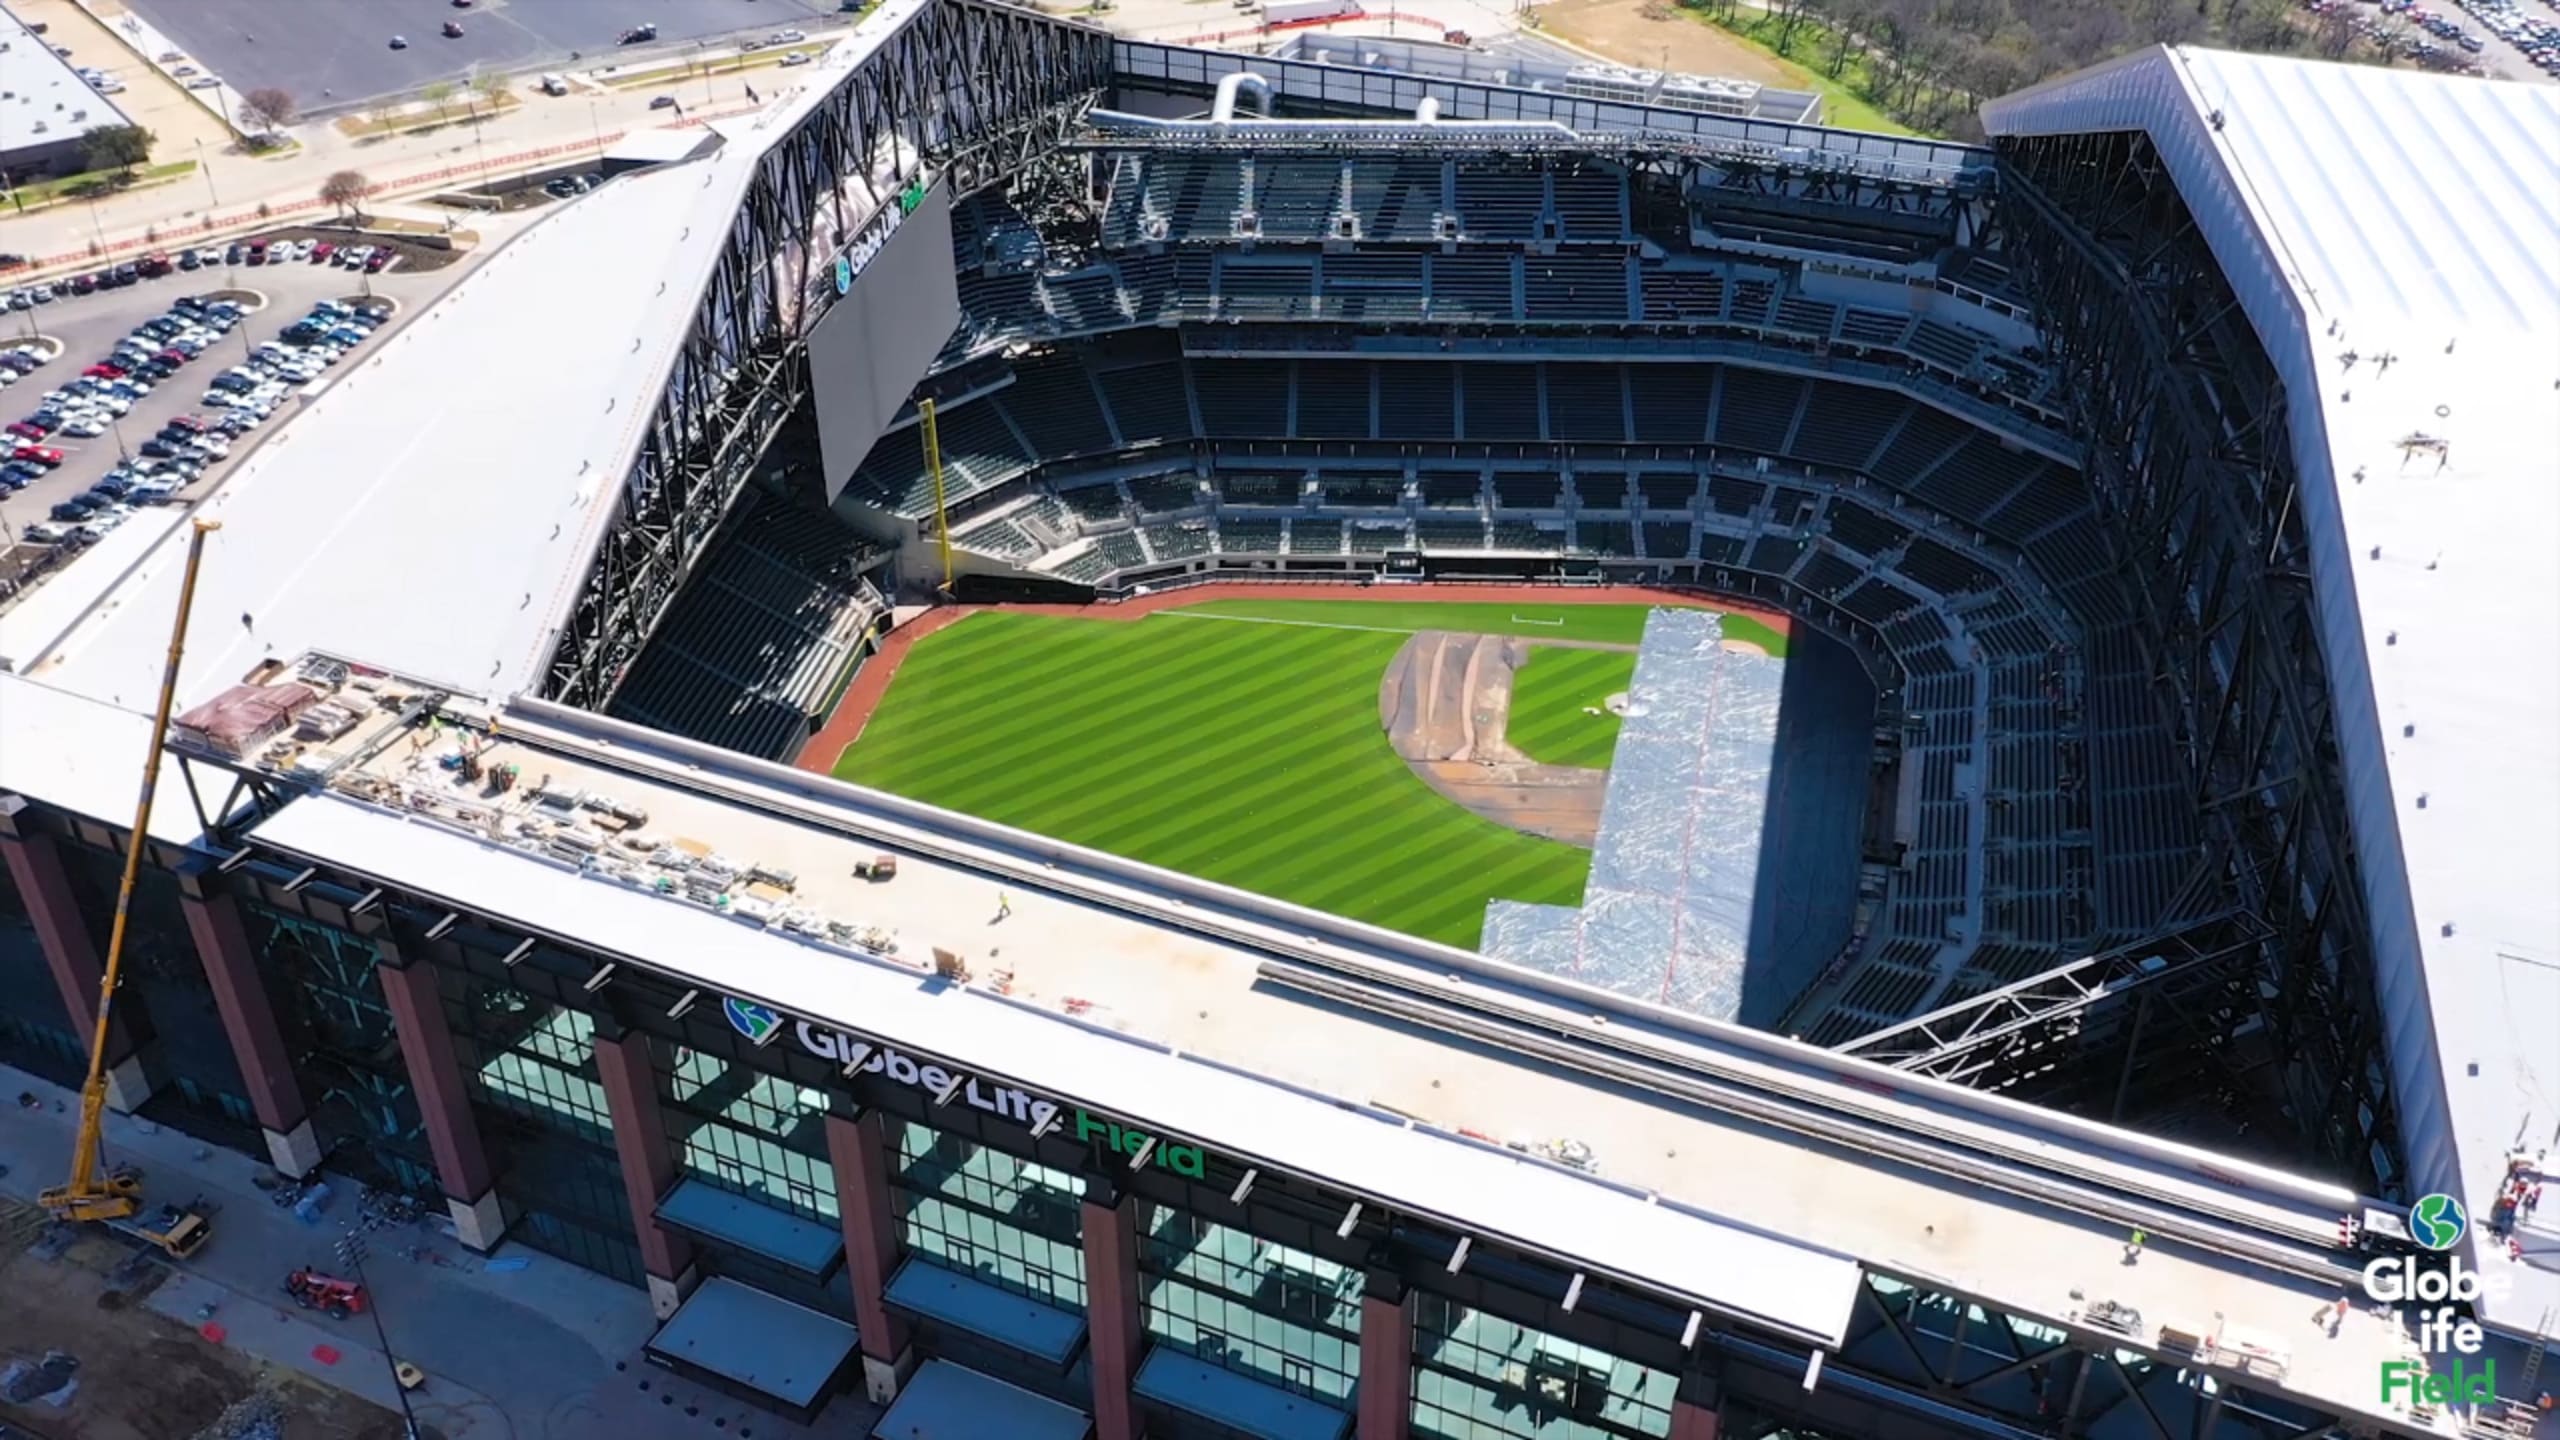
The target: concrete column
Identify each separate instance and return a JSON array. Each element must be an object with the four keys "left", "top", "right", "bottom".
[
  {"left": 590, "top": 1023, "right": 697, "bottom": 1320},
  {"left": 1356, "top": 1272, "right": 1412, "bottom": 1440},
  {"left": 373, "top": 942, "right": 503, "bottom": 1251},
  {"left": 1082, "top": 1180, "right": 1148, "bottom": 1440},
  {"left": 0, "top": 817, "right": 156, "bottom": 1112},
  {"left": 824, "top": 1109, "right": 914, "bottom": 1402},
  {"left": 176, "top": 872, "right": 320, "bottom": 1177}
]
